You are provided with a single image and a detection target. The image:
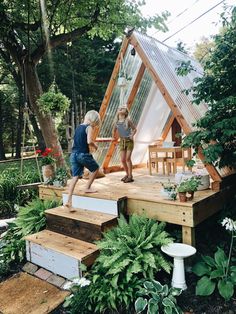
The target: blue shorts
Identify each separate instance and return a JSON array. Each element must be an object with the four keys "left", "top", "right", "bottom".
[{"left": 70, "top": 152, "right": 99, "bottom": 177}]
